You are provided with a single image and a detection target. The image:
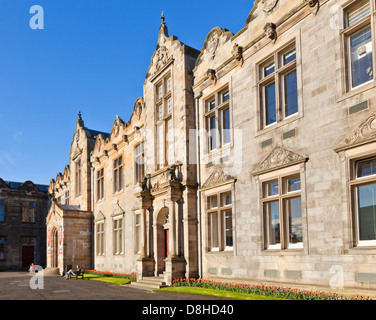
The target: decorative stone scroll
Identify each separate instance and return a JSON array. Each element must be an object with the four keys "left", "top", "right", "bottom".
[
  {"left": 252, "top": 146, "right": 308, "bottom": 176},
  {"left": 111, "top": 200, "right": 125, "bottom": 217},
  {"left": 306, "top": 0, "right": 320, "bottom": 15},
  {"left": 334, "top": 112, "right": 376, "bottom": 152},
  {"left": 201, "top": 168, "right": 236, "bottom": 189}
]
